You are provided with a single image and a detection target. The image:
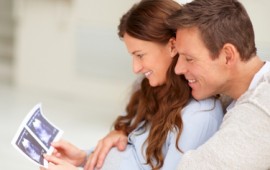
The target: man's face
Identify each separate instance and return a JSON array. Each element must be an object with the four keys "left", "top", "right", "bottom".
[{"left": 174, "top": 27, "right": 228, "bottom": 100}]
